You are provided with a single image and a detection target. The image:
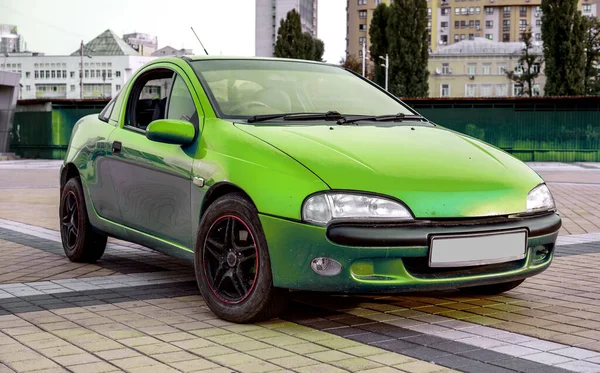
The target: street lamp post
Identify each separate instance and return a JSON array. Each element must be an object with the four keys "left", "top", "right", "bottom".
[
  {"left": 79, "top": 41, "right": 93, "bottom": 99},
  {"left": 379, "top": 54, "right": 389, "bottom": 91},
  {"left": 362, "top": 42, "right": 366, "bottom": 77}
]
